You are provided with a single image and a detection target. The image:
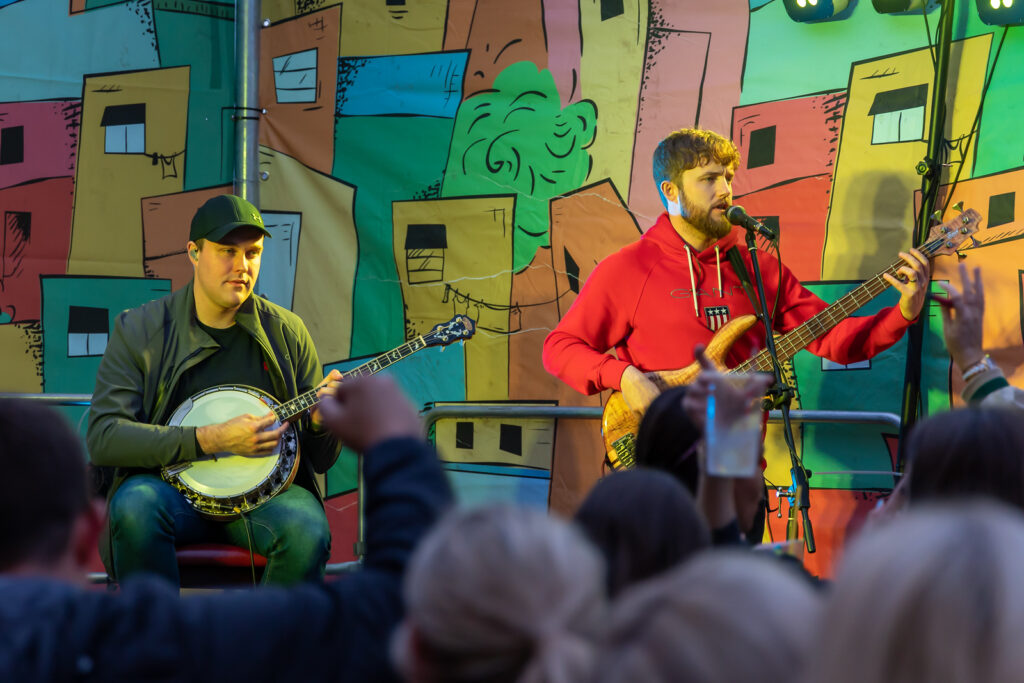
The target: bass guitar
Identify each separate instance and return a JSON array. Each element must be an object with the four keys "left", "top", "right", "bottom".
[
  {"left": 603, "top": 208, "right": 981, "bottom": 470},
  {"left": 162, "top": 314, "right": 475, "bottom": 517}
]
